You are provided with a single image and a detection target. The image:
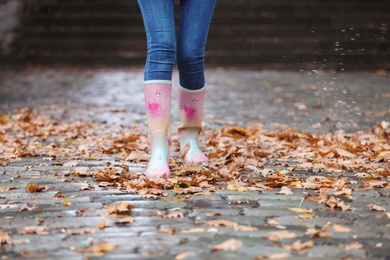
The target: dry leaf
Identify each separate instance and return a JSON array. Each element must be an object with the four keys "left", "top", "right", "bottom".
[
  {"left": 20, "top": 205, "right": 36, "bottom": 211},
  {"left": 64, "top": 199, "right": 71, "bottom": 207},
  {"left": 368, "top": 204, "right": 386, "bottom": 212},
  {"left": 211, "top": 239, "right": 243, "bottom": 251},
  {"left": 18, "top": 226, "right": 49, "bottom": 235},
  {"left": 340, "top": 241, "right": 364, "bottom": 250},
  {"left": 159, "top": 228, "right": 176, "bottom": 235},
  {"left": 255, "top": 253, "right": 292, "bottom": 259},
  {"left": 281, "top": 240, "right": 314, "bottom": 251},
  {"left": 205, "top": 219, "right": 238, "bottom": 228},
  {"left": 20, "top": 252, "right": 48, "bottom": 258},
  {"left": 278, "top": 186, "right": 294, "bottom": 195},
  {"left": 0, "top": 232, "right": 11, "bottom": 245},
  {"left": 267, "top": 230, "right": 297, "bottom": 242},
  {"left": 116, "top": 217, "right": 135, "bottom": 224},
  {"left": 25, "top": 183, "right": 46, "bottom": 192},
  {"left": 95, "top": 221, "right": 109, "bottom": 229},
  {"left": 180, "top": 228, "right": 206, "bottom": 233},
  {"left": 288, "top": 208, "right": 312, "bottom": 213},
  {"left": 305, "top": 227, "right": 332, "bottom": 238},
  {"left": 175, "top": 252, "right": 196, "bottom": 260},
  {"left": 332, "top": 224, "right": 351, "bottom": 233},
  {"left": 72, "top": 243, "right": 118, "bottom": 256},
  {"left": 106, "top": 202, "right": 134, "bottom": 215}
]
